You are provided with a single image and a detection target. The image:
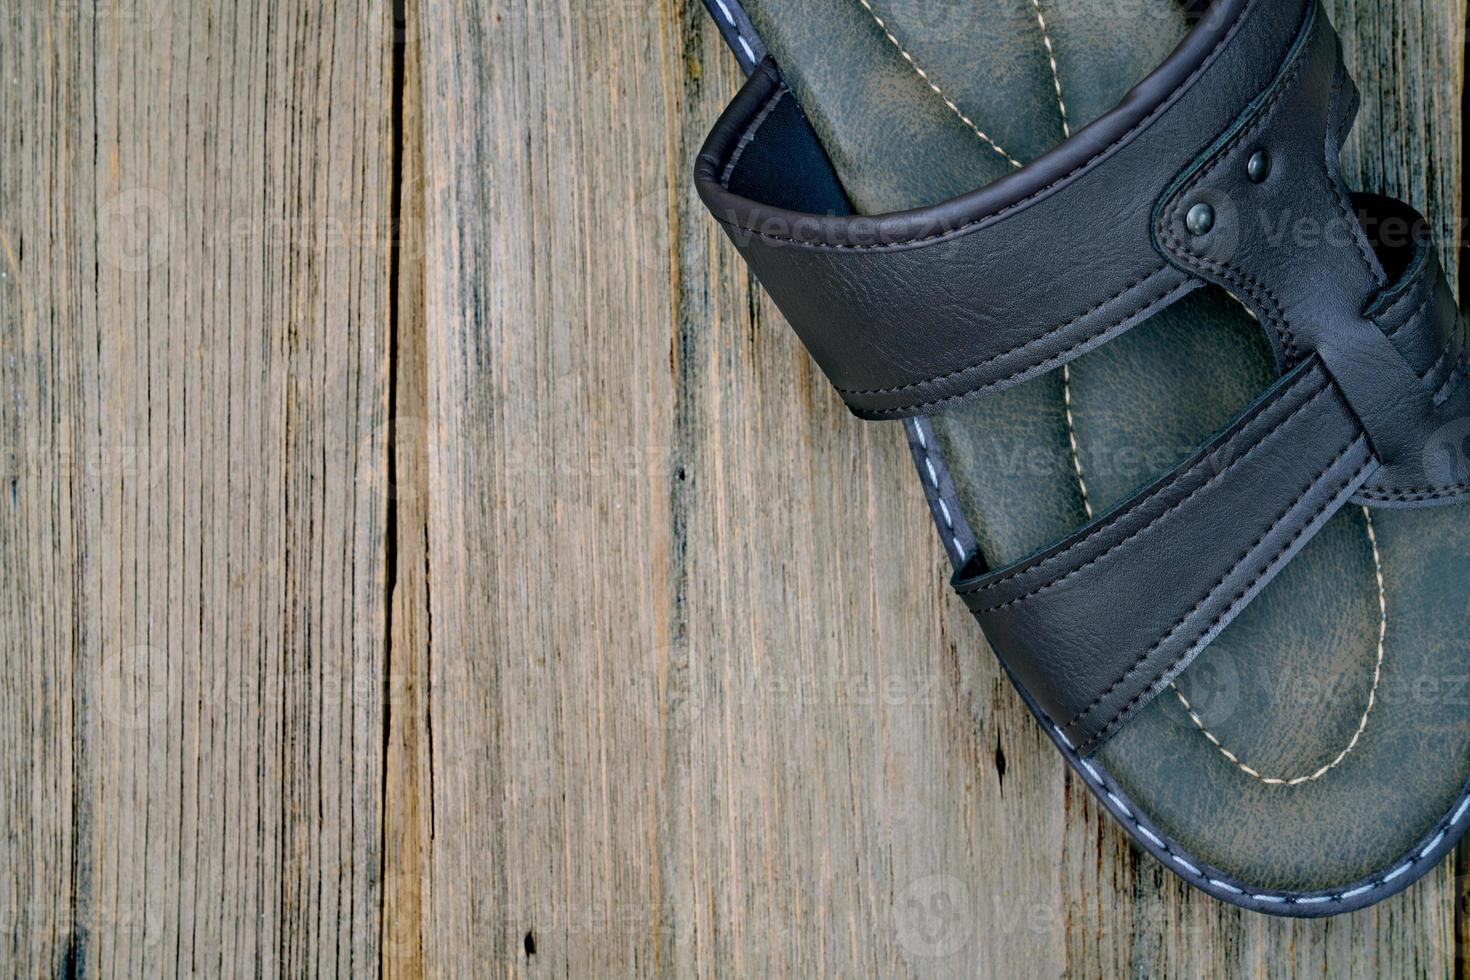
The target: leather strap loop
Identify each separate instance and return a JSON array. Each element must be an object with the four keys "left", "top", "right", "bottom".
[{"left": 1152, "top": 7, "right": 1470, "bottom": 503}]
